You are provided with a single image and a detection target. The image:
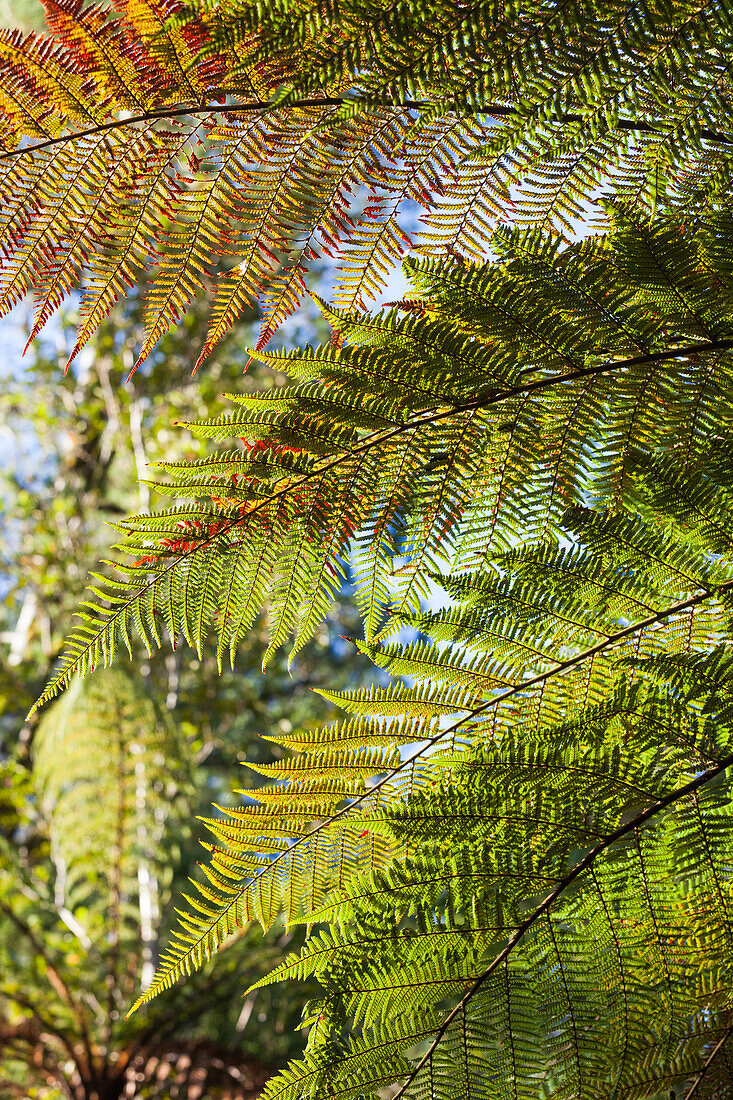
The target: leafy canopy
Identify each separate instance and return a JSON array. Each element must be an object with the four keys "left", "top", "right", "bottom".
[{"left": 6, "top": 0, "right": 733, "bottom": 1095}]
